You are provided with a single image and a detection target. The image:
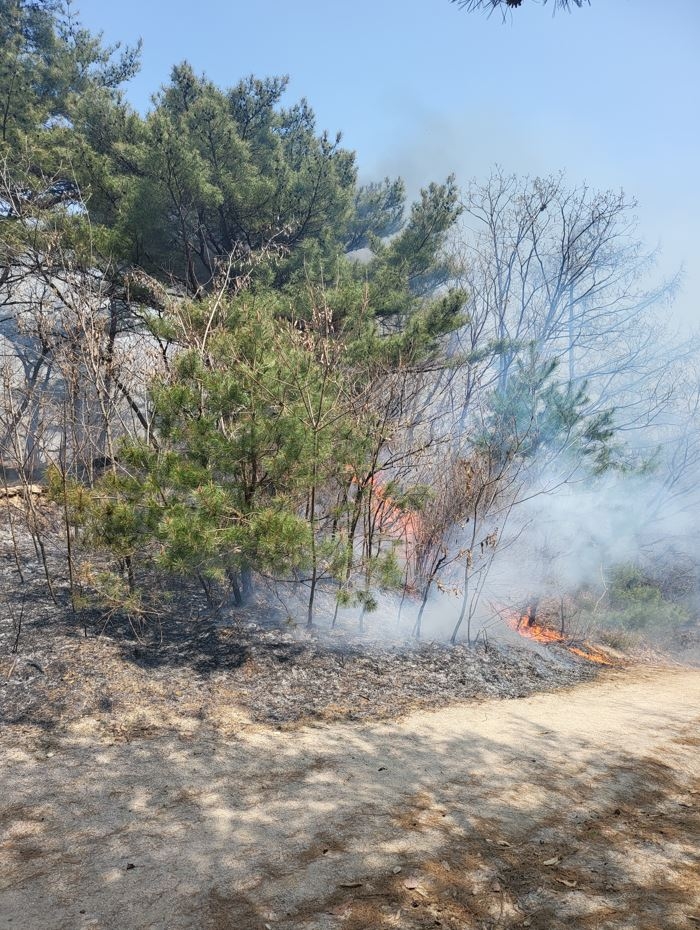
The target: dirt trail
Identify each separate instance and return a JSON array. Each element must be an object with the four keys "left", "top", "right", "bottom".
[{"left": 1, "top": 666, "right": 698, "bottom": 930}]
